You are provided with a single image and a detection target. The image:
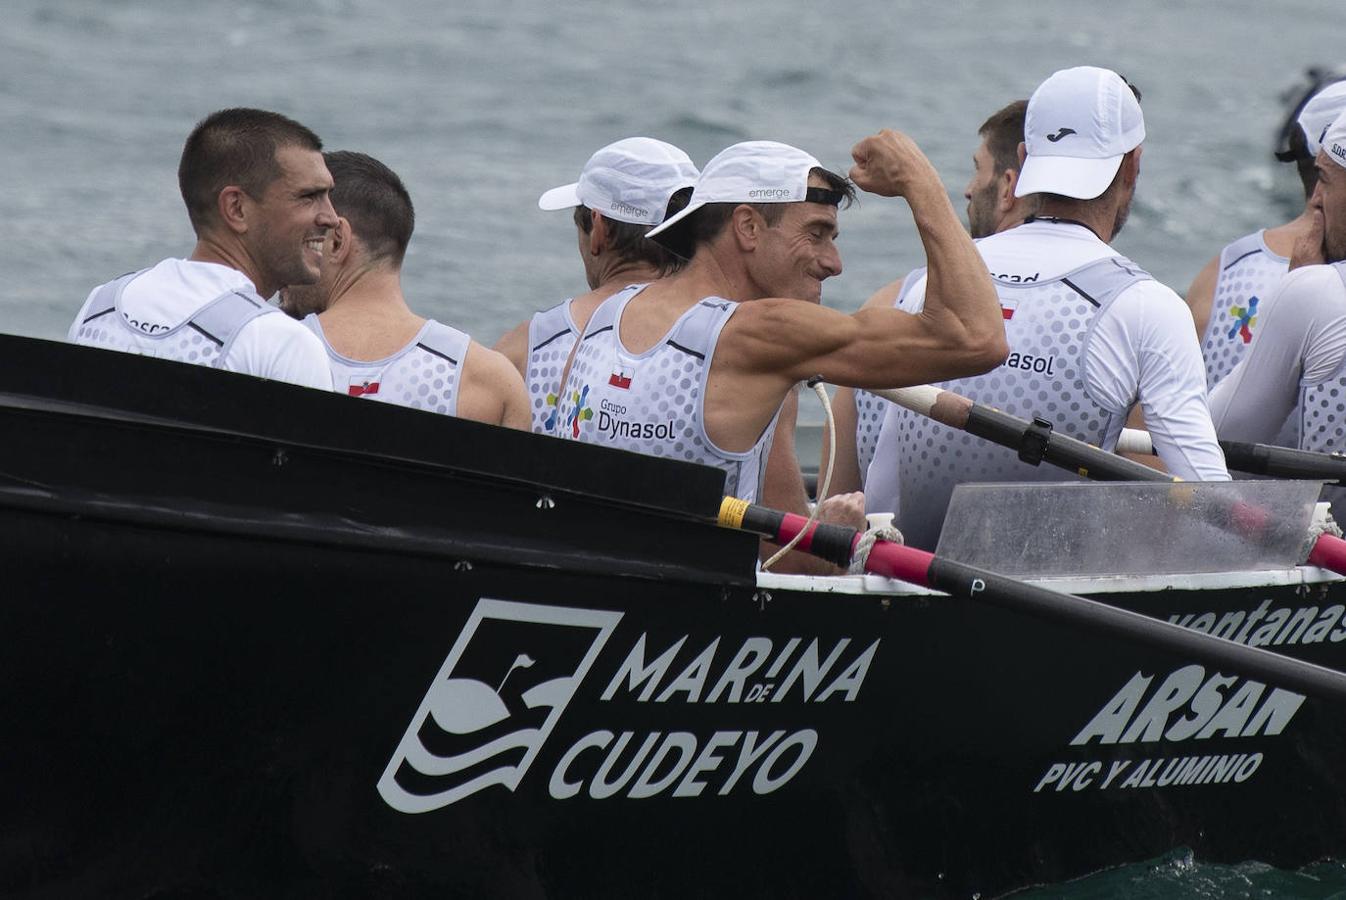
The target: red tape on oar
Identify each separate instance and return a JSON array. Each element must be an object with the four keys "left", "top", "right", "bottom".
[{"left": 717, "top": 497, "right": 1346, "bottom": 703}]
